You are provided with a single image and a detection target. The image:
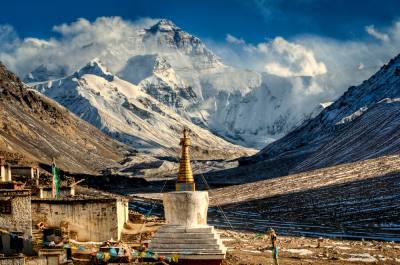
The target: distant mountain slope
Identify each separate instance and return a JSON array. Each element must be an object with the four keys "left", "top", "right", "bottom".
[
  {"left": 240, "top": 53, "right": 400, "bottom": 173},
  {"left": 32, "top": 59, "right": 252, "bottom": 159},
  {"left": 0, "top": 62, "right": 126, "bottom": 173}
]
